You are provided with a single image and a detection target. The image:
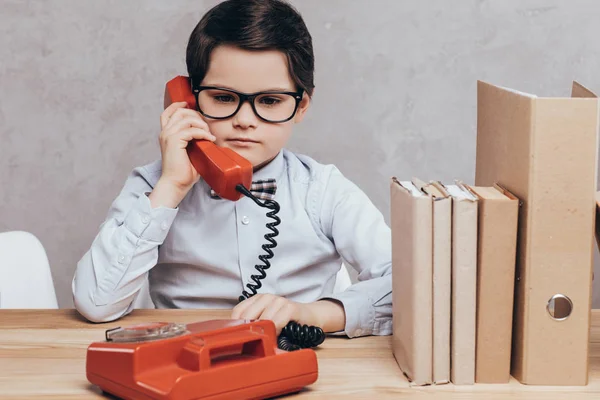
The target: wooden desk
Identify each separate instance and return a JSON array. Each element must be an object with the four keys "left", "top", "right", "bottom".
[{"left": 0, "top": 309, "right": 599, "bottom": 399}]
